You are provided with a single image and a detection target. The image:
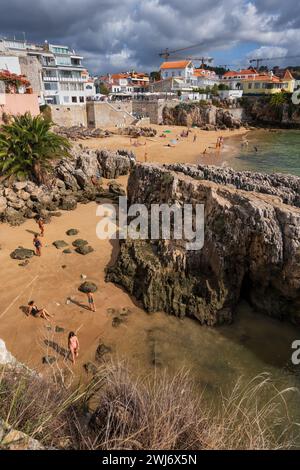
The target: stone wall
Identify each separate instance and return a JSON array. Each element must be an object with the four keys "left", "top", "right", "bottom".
[
  {"left": 49, "top": 104, "right": 88, "bottom": 127},
  {"left": 19, "top": 56, "right": 43, "bottom": 96},
  {"left": 132, "top": 99, "right": 180, "bottom": 124},
  {"left": 86, "top": 102, "right": 134, "bottom": 128}
]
